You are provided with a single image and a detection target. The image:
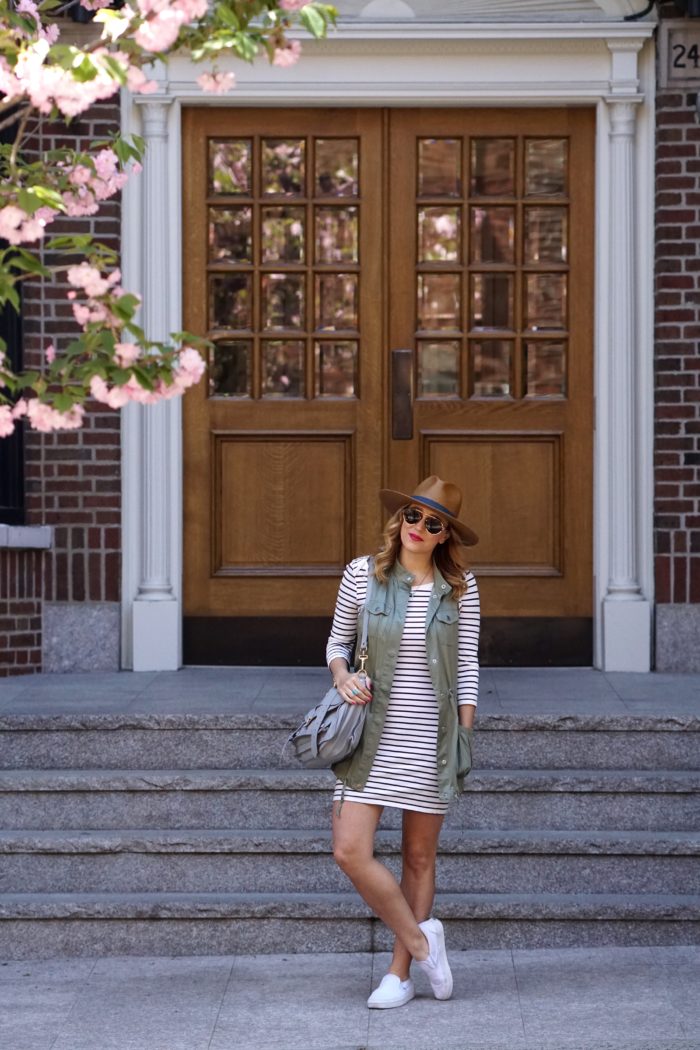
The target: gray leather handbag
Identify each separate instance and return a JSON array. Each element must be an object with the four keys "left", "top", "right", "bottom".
[{"left": 287, "top": 563, "right": 374, "bottom": 769}]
